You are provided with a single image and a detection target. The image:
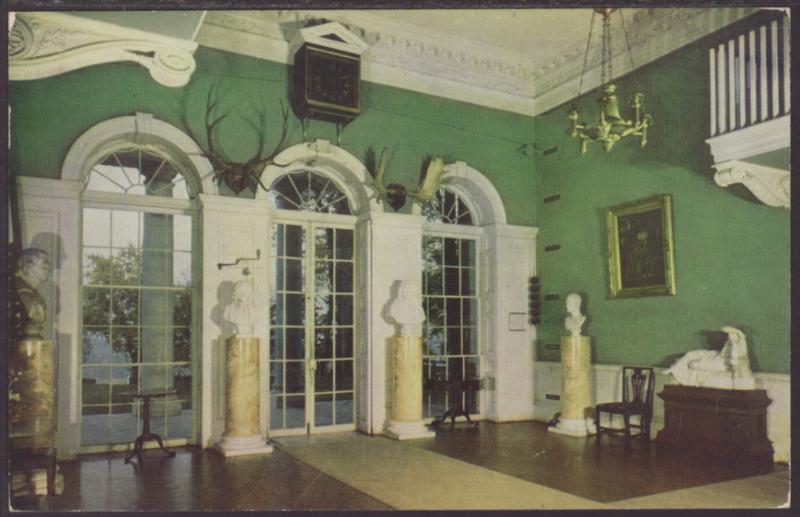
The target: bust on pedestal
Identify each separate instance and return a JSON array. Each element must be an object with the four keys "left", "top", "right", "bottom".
[
  {"left": 9, "top": 248, "right": 63, "bottom": 495},
  {"left": 384, "top": 279, "right": 436, "bottom": 440},
  {"left": 550, "top": 293, "right": 596, "bottom": 437},
  {"left": 214, "top": 280, "right": 273, "bottom": 457}
]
